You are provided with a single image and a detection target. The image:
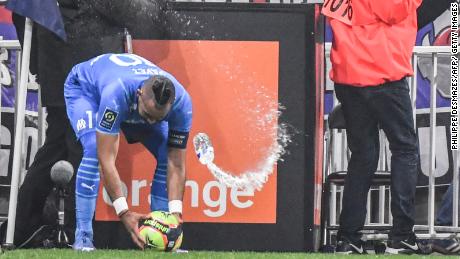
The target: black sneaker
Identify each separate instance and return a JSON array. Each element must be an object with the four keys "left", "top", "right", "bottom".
[
  {"left": 386, "top": 233, "right": 420, "bottom": 254},
  {"left": 431, "top": 238, "right": 460, "bottom": 255},
  {"left": 335, "top": 238, "right": 366, "bottom": 254}
]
